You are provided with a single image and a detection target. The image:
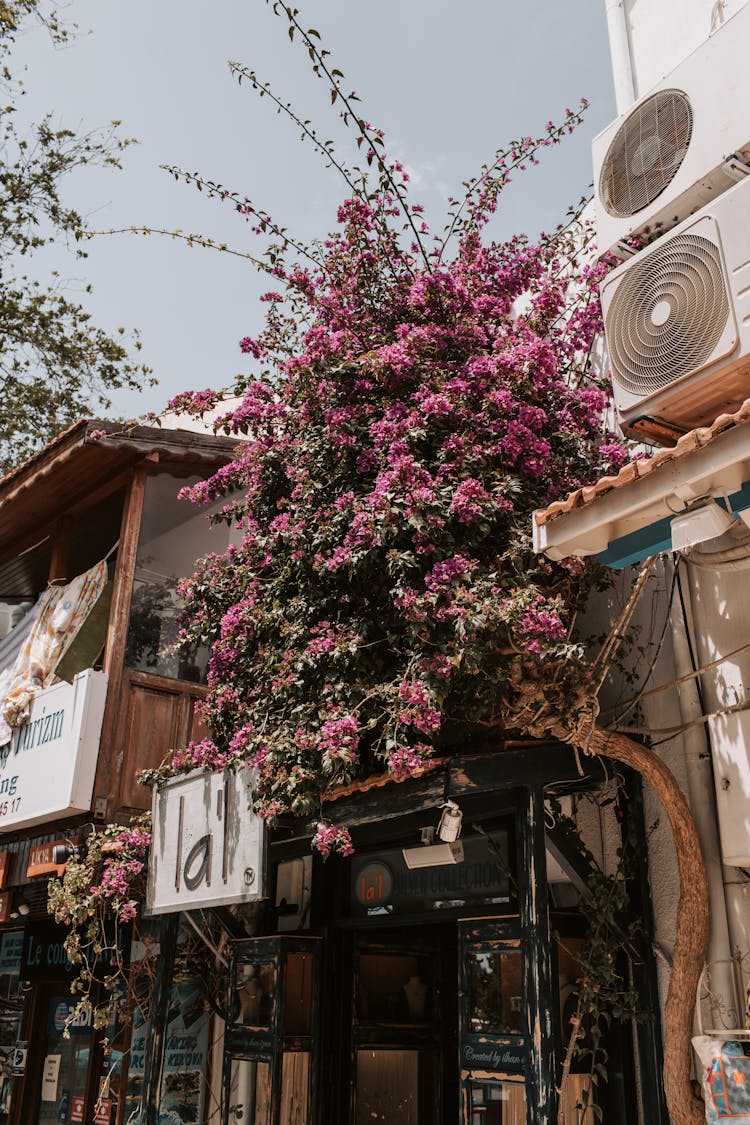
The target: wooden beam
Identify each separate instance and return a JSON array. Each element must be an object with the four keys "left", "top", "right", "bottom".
[
  {"left": 93, "top": 467, "right": 148, "bottom": 818},
  {"left": 518, "top": 787, "right": 555, "bottom": 1125},
  {"left": 131, "top": 912, "right": 180, "bottom": 1125},
  {"left": 323, "top": 745, "right": 596, "bottom": 830},
  {"left": 47, "top": 515, "right": 72, "bottom": 584}
]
